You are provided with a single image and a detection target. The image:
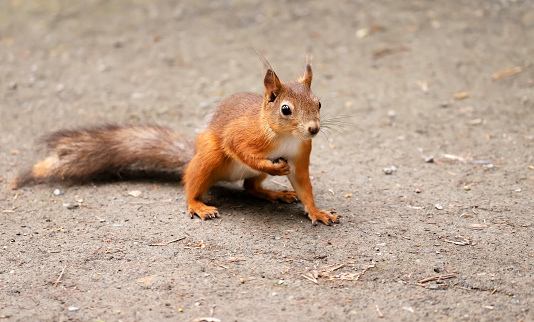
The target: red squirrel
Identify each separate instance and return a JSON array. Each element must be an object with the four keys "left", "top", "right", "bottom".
[{"left": 12, "top": 56, "right": 340, "bottom": 226}]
